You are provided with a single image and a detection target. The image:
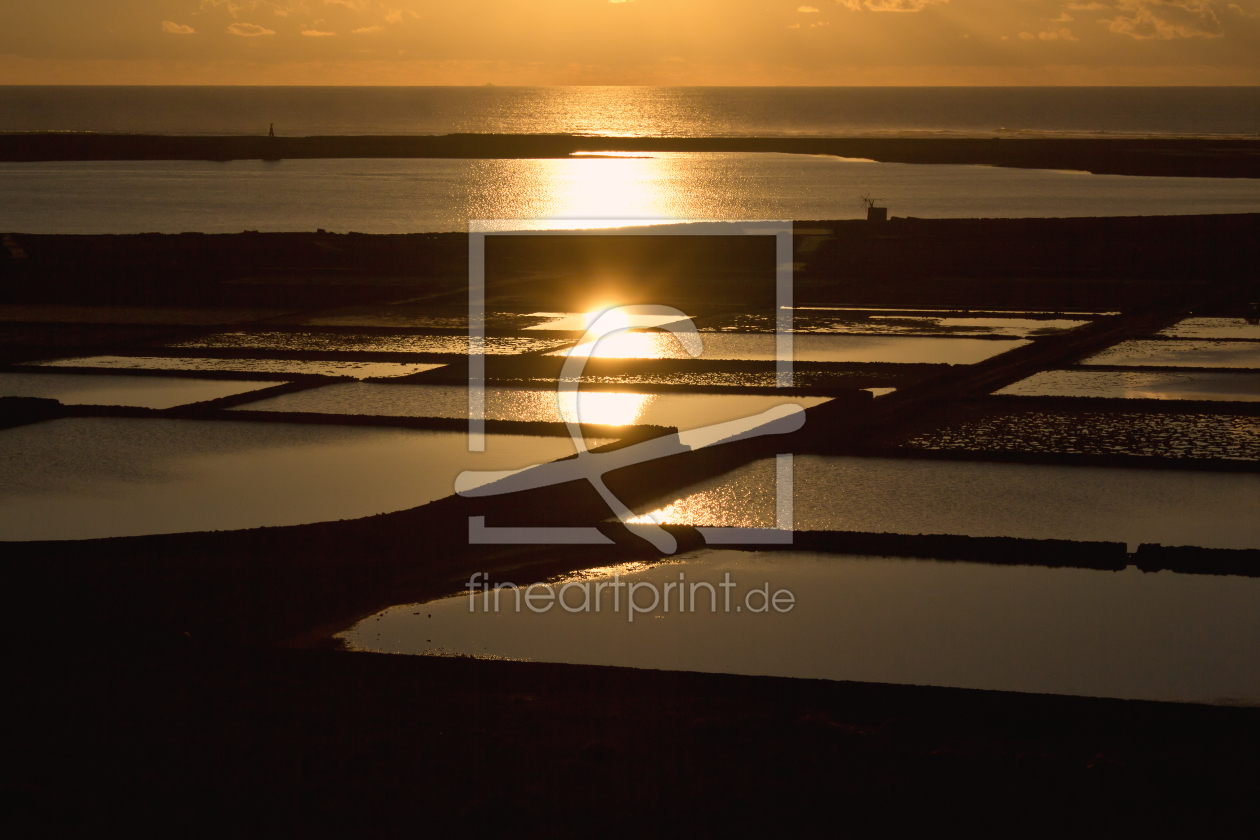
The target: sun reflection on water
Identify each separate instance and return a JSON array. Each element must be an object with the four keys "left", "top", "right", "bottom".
[{"left": 557, "top": 390, "right": 655, "bottom": 426}]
